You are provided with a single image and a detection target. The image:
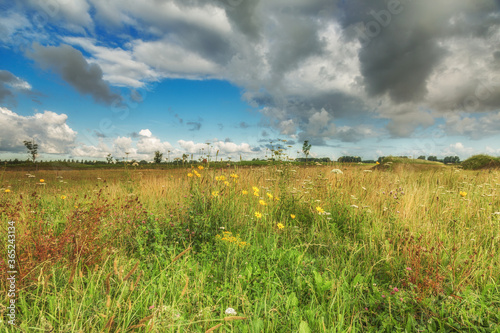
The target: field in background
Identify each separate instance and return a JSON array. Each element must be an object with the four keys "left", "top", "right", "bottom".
[{"left": 0, "top": 163, "right": 499, "bottom": 332}]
